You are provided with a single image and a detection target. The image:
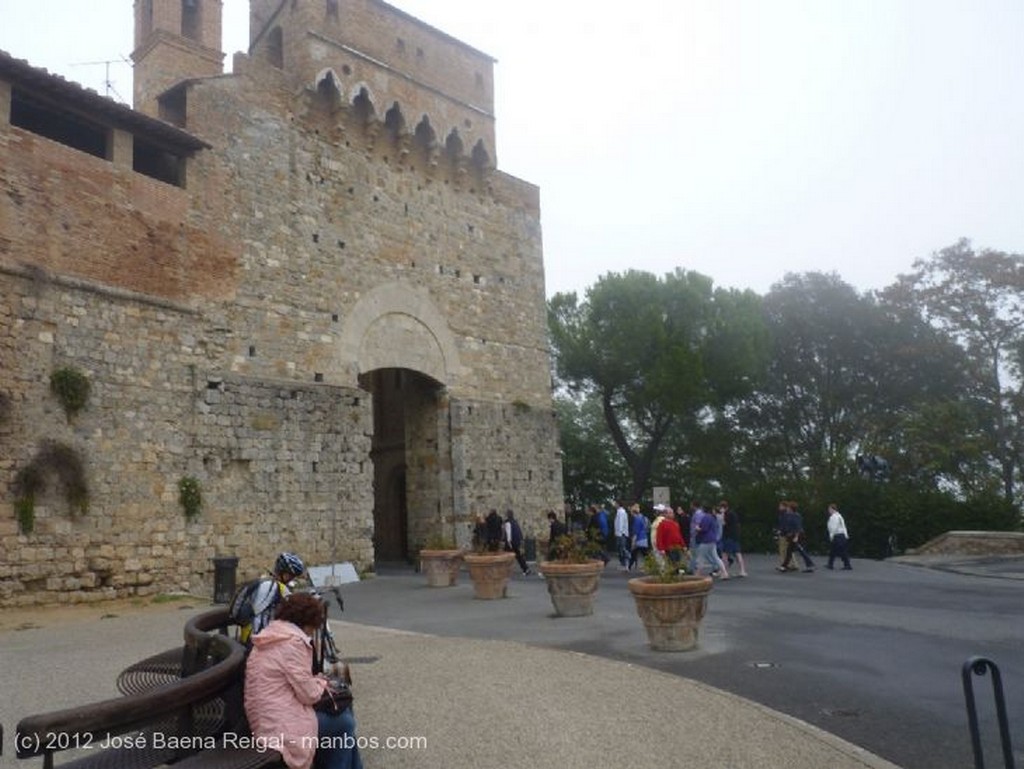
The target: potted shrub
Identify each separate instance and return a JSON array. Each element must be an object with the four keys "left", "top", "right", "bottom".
[
  {"left": 627, "top": 549, "right": 713, "bottom": 651},
  {"left": 464, "top": 511, "right": 515, "bottom": 599},
  {"left": 418, "top": 533, "right": 463, "bottom": 588},
  {"left": 538, "top": 533, "right": 605, "bottom": 617}
]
